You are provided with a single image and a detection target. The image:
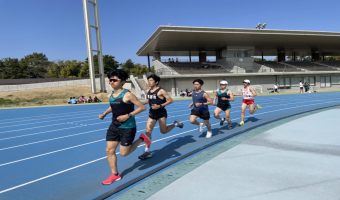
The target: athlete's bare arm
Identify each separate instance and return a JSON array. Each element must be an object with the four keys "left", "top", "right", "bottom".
[
  {"left": 225, "top": 90, "right": 235, "bottom": 101},
  {"left": 213, "top": 93, "right": 218, "bottom": 106},
  {"left": 117, "top": 92, "right": 146, "bottom": 122},
  {"left": 189, "top": 102, "right": 193, "bottom": 108},
  {"left": 249, "top": 87, "right": 257, "bottom": 97},
  {"left": 159, "top": 89, "right": 174, "bottom": 106},
  {"left": 99, "top": 106, "right": 112, "bottom": 120},
  {"left": 143, "top": 89, "right": 149, "bottom": 105}
]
